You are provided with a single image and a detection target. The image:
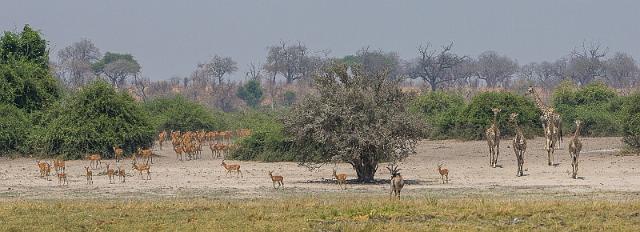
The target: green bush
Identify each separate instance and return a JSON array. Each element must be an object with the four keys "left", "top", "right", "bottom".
[
  {"left": 622, "top": 93, "right": 640, "bottom": 149},
  {"left": 553, "top": 81, "right": 623, "bottom": 136},
  {"left": 236, "top": 79, "right": 263, "bottom": 108},
  {"left": 0, "top": 104, "right": 30, "bottom": 155},
  {"left": 408, "top": 91, "right": 541, "bottom": 140},
  {"left": 410, "top": 91, "right": 465, "bottom": 139},
  {"left": 36, "top": 81, "right": 154, "bottom": 159},
  {"left": 143, "top": 95, "right": 226, "bottom": 132},
  {"left": 0, "top": 25, "right": 60, "bottom": 112},
  {"left": 226, "top": 110, "right": 294, "bottom": 162},
  {"left": 457, "top": 91, "right": 541, "bottom": 140}
]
